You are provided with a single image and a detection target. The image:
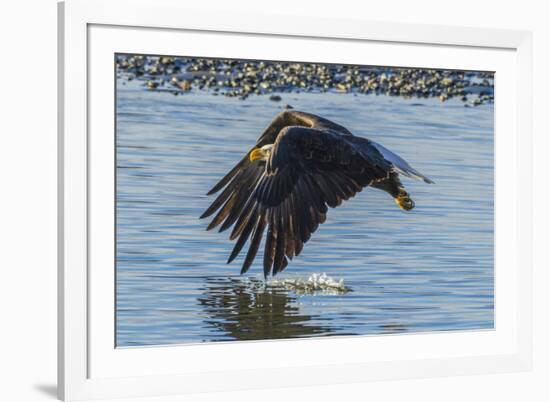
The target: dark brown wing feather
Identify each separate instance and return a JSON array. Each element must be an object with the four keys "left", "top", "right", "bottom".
[{"left": 201, "top": 111, "right": 391, "bottom": 277}]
